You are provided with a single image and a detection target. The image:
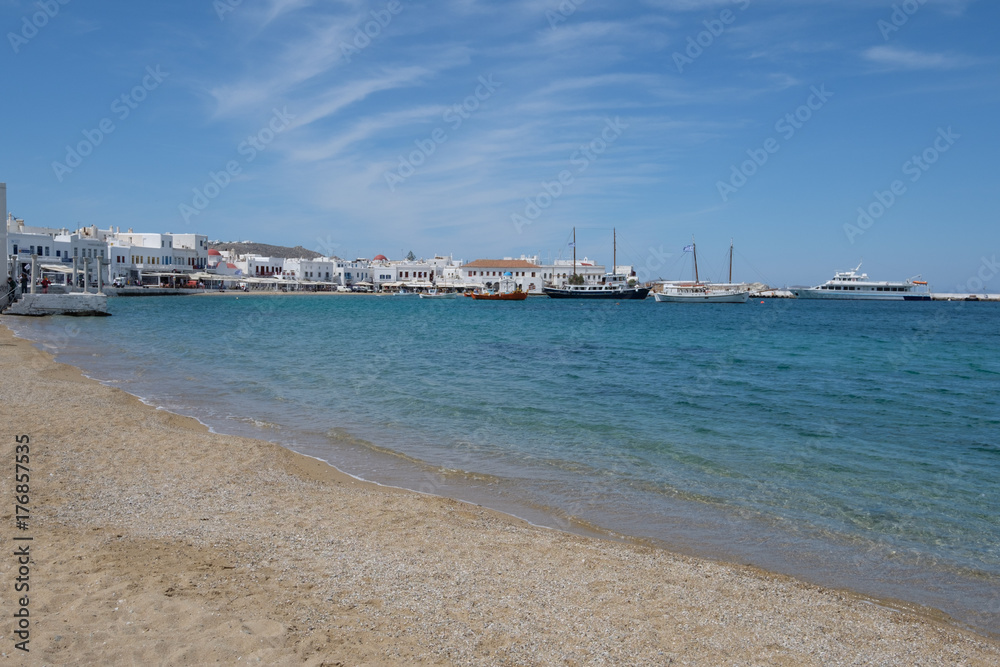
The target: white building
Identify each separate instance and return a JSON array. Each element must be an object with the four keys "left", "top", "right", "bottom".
[
  {"left": 370, "top": 255, "right": 396, "bottom": 290},
  {"left": 206, "top": 249, "right": 242, "bottom": 276},
  {"left": 239, "top": 255, "right": 285, "bottom": 277},
  {"left": 460, "top": 257, "right": 544, "bottom": 293},
  {"left": 166, "top": 233, "right": 210, "bottom": 271},
  {"left": 536, "top": 257, "right": 607, "bottom": 288},
  {"left": 284, "top": 257, "right": 335, "bottom": 282},
  {"left": 333, "top": 259, "right": 370, "bottom": 288}
]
